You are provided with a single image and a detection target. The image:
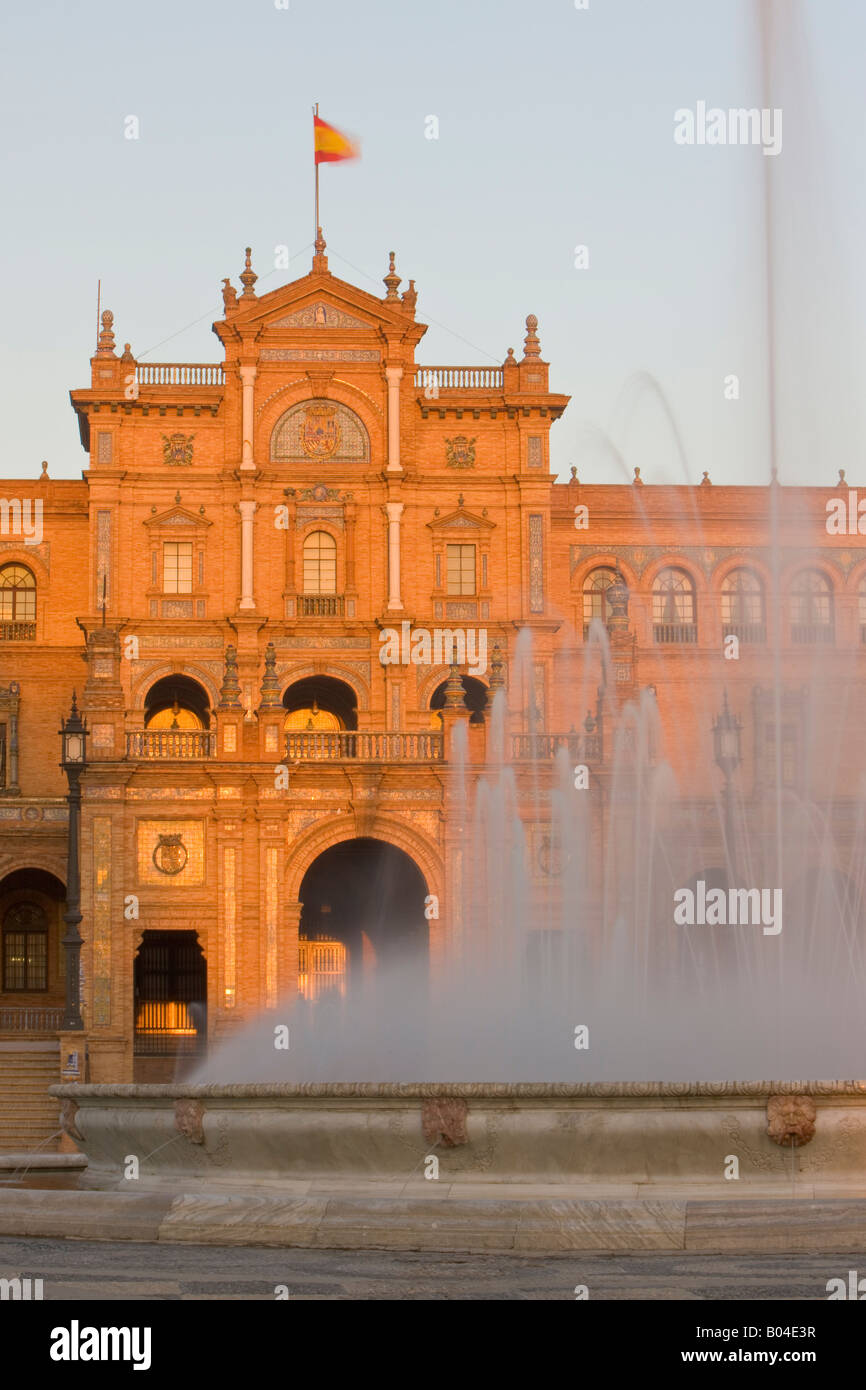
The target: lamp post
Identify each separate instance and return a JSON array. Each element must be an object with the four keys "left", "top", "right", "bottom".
[
  {"left": 59, "top": 692, "right": 88, "bottom": 1030},
  {"left": 712, "top": 691, "right": 742, "bottom": 883}
]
